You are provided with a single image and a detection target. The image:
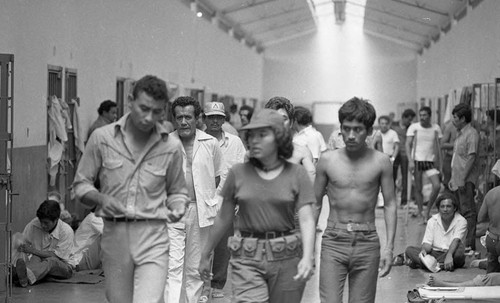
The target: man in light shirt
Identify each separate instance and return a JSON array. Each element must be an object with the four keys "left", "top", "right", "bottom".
[
  {"left": 378, "top": 115, "right": 400, "bottom": 182},
  {"left": 293, "top": 106, "right": 327, "bottom": 164}
]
